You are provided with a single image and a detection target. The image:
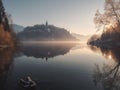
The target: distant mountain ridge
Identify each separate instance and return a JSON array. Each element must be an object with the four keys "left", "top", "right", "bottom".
[
  {"left": 12, "top": 24, "right": 24, "bottom": 33},
  {"left": 17, "top": 22, "right": 77, "bottom": 41},
  {"left": 72, "top": 33, "right": 90, "bottom": 40}
]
